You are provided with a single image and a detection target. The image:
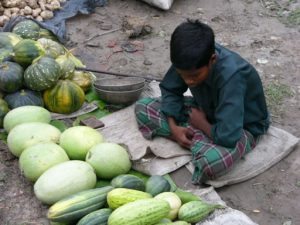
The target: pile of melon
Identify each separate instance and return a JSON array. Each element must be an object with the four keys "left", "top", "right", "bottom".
[
  {"left": 2, "top": 105, "right": 224, "bottom": 225},
  {"left": 0, "top": 19, "right": 95, "bottom": 125}
]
